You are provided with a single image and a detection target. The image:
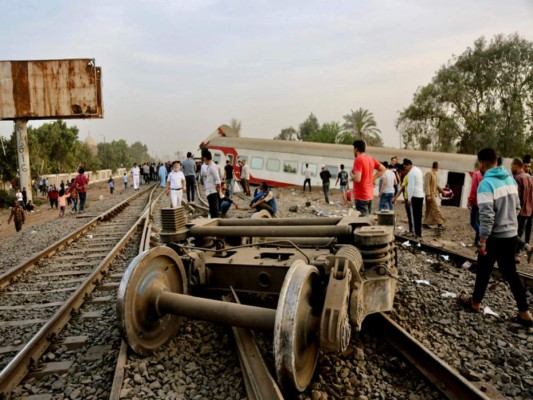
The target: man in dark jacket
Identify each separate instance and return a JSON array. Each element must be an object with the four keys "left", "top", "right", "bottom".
[{"left": 319, "top": 165, "right": 332, "bottom": 204}]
